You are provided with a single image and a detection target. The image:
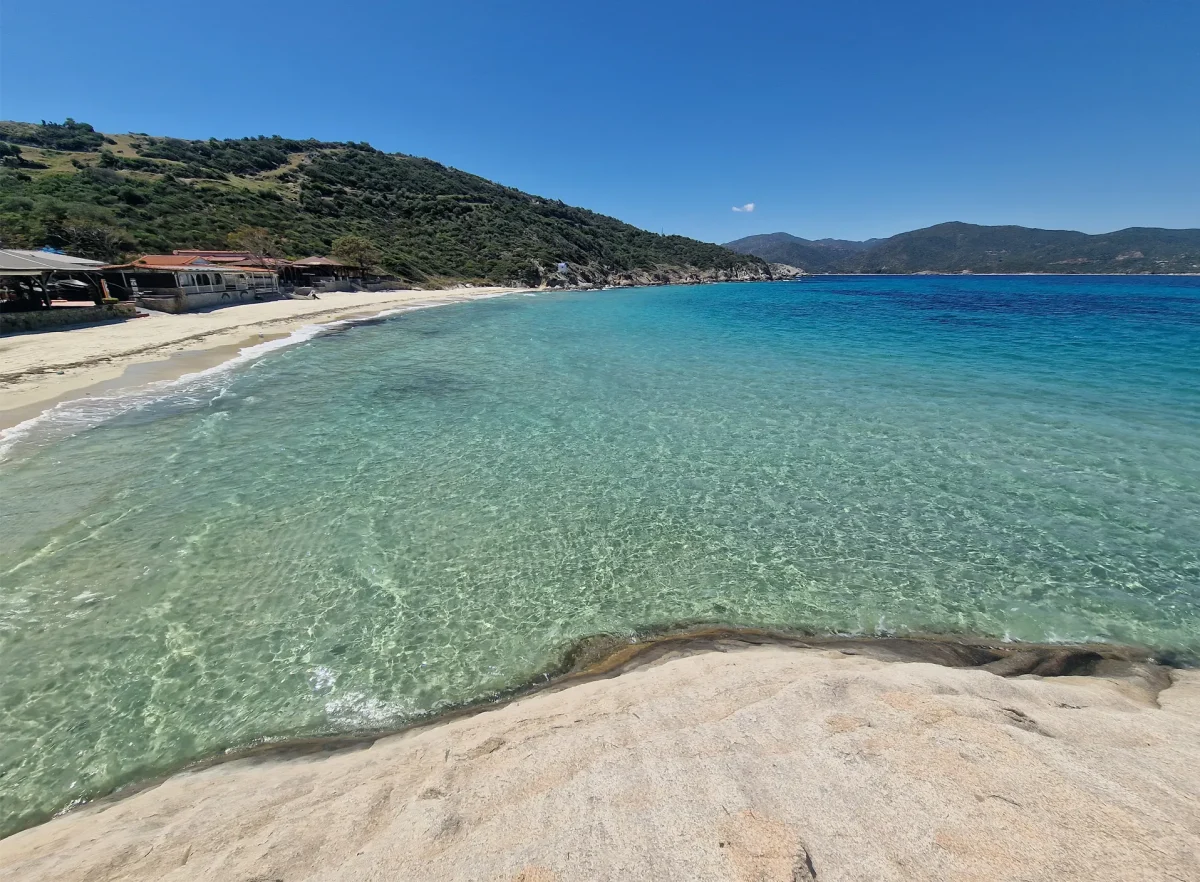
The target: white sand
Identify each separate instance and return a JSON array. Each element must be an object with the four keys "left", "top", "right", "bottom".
[
  {"left": 3, "top": 643, "right": 1197, "bottom": 881},
  {"left": 0, "top": 288, "right": 520, "bottom": 428}
]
